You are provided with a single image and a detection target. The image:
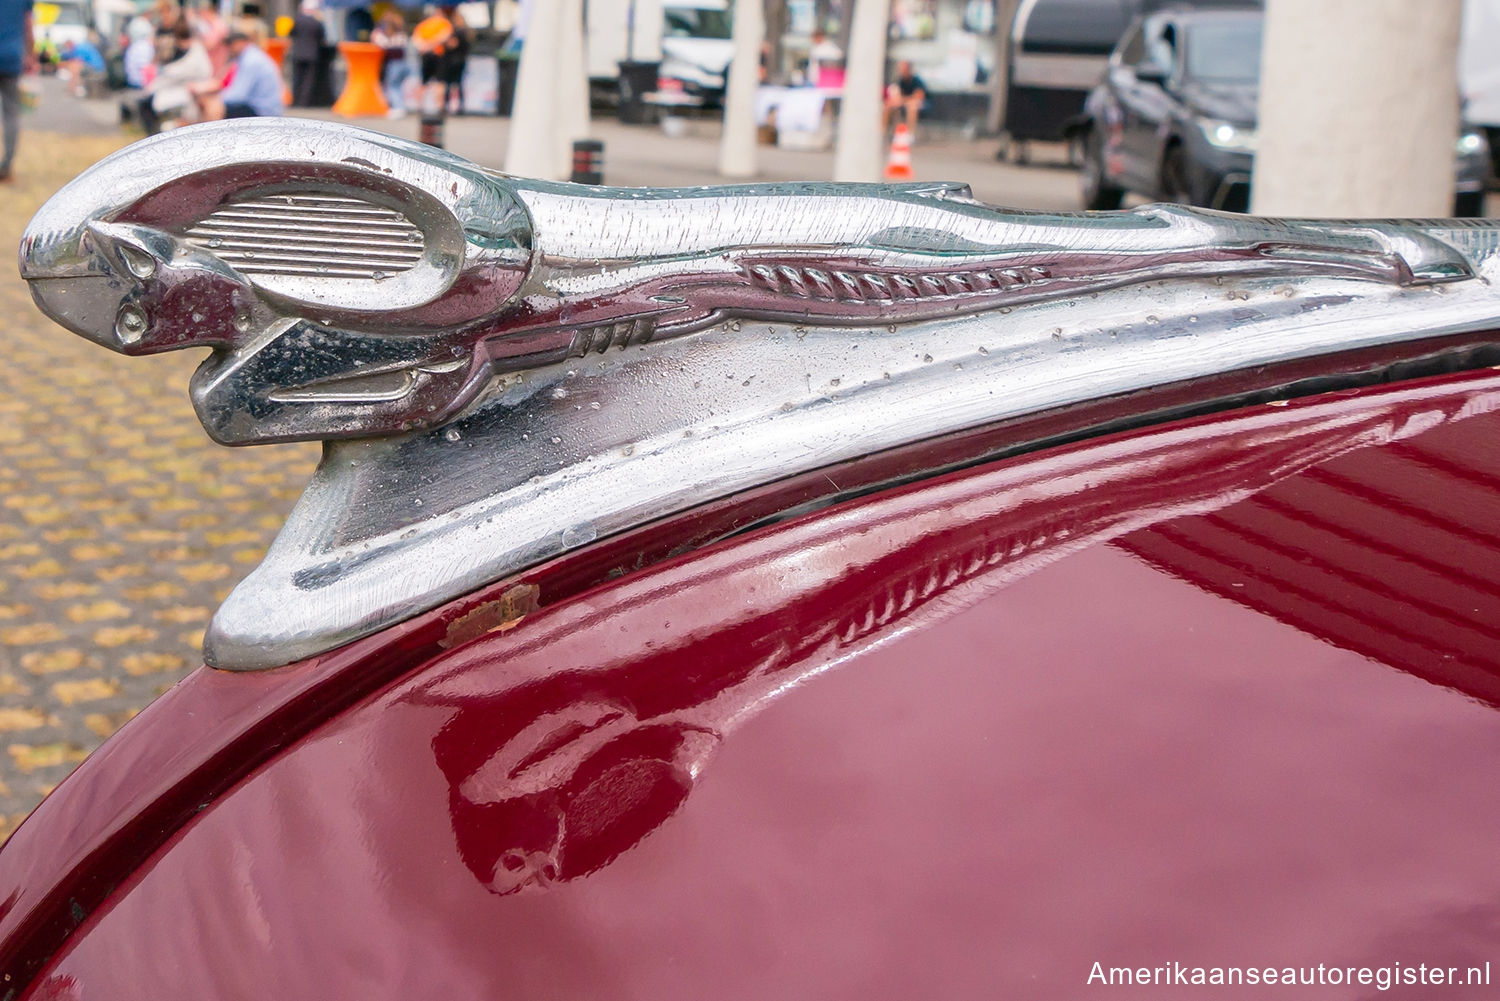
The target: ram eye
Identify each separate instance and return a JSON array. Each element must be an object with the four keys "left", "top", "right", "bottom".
[{"left": 182, "top": 191, "right": 426, "bottom": 280}]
